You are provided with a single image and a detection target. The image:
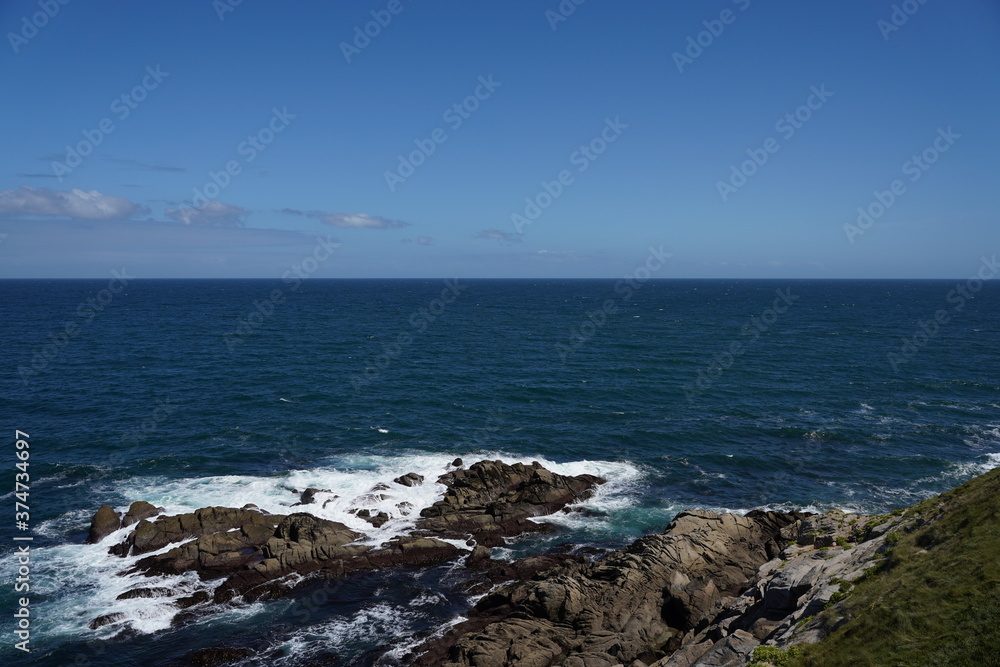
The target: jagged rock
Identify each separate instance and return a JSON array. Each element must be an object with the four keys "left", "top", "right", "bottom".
[
  {"left": 176, "top": 591, "right": 211, "bottom": 609},
  {"left": 414, "top": 509, "right": 803, "bottom": 667},
  {"left": 110, "top": 506, "right": 286, "bottom": 558},
  {"left": 116, "top": 587, "right": 174, "bottom": 600},
  {"left": 417, "top": 459, "right": 605, "bottom": 547},
  {"left": 649, "top": 511, "right": 906, "bottom": 666},
  {"left": 89, "top": 612, "right": 127, "bottom": 629},
  {"left": 764, "top": 559, "right": 825, "bottom": 613},
  {"left": 296, "top": 487, "right": 331, "bottom": 506},
  {"left": 682, "top": 629, "right": 757, "bottom": 667},
  {"left": 122, "top": 500, "right": 160, "bottom": 528},
  {"left": 394, "top": 472, "right": 425, "bottom": 487},
  {"left": 466, "top": 545, "right": 491, "bottom": 567},
  {"left": 88, "top": 505, "right": 122, "bottom": 544}
]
